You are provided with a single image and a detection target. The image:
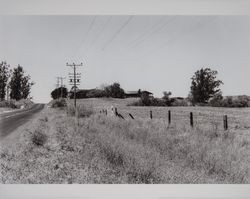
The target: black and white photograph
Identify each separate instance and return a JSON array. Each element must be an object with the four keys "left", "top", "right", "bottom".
[
  {"left": 1, "top": 14, "right": 250, "bottom": 184},
  {"left": 1, "top": 2, "right": 250, "bottom": 191}
]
